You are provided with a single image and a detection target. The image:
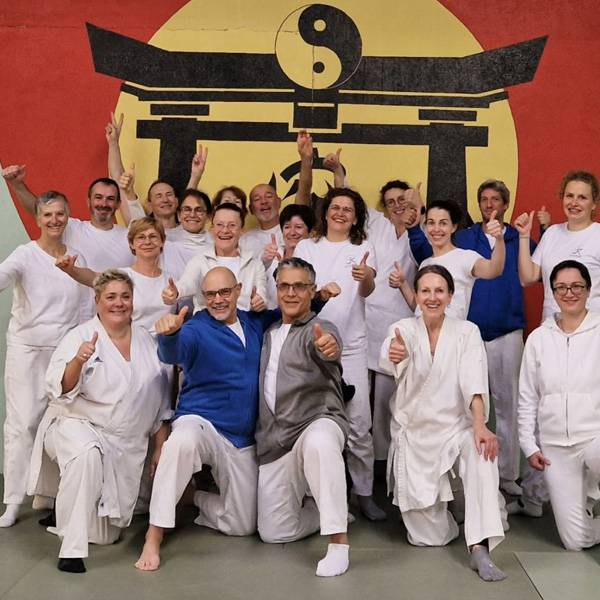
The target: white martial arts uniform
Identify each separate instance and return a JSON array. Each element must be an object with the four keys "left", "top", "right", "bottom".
[
  {"left": 531, "top": 223, "right": 600, "bottom": 320},
  {"left": 380, "top": 316, "right": 504, "bottom": 551},
  {"left": 148, "top": 414, "right": 258, "bottom": 536},
  {"left": 28, "top": 317, "right": 171, "bottom": 558},
  {"left": 420, "top": 249, "right": 481, "bottom": 320},
  {"left": 240, "top": 225, "right": 284, "bottom": 259},
  {"left": 366, "top": 209, "right": 417, "bottom": 460},
  {"left": 295, "top": 237, "right": 377, "bottom": 496},
  {"left": 175, "top": 246, "right": 267, "bottom": 313},
  {"left": 64, "top": 218, "right": 133, "bottom": 271},
  {"left": 0, "top": 242, "right": 92, "bottom": 505},
  {"left": 519, "top": 311, "right": 600, "bottom": 550}
]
